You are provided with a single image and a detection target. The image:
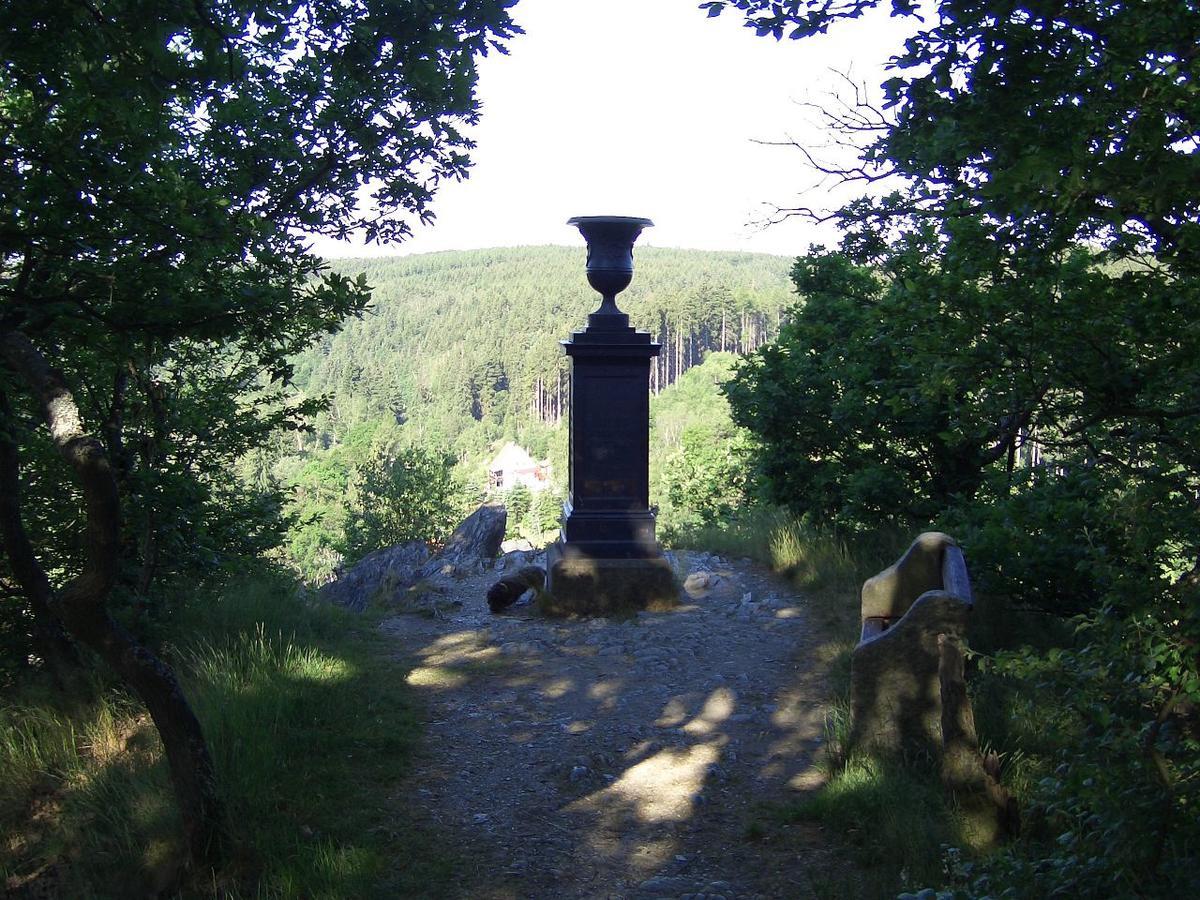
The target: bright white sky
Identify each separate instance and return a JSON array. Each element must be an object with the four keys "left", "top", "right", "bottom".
[{"left": 314, "top": 0, "right": 914, "bottom": 259}]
